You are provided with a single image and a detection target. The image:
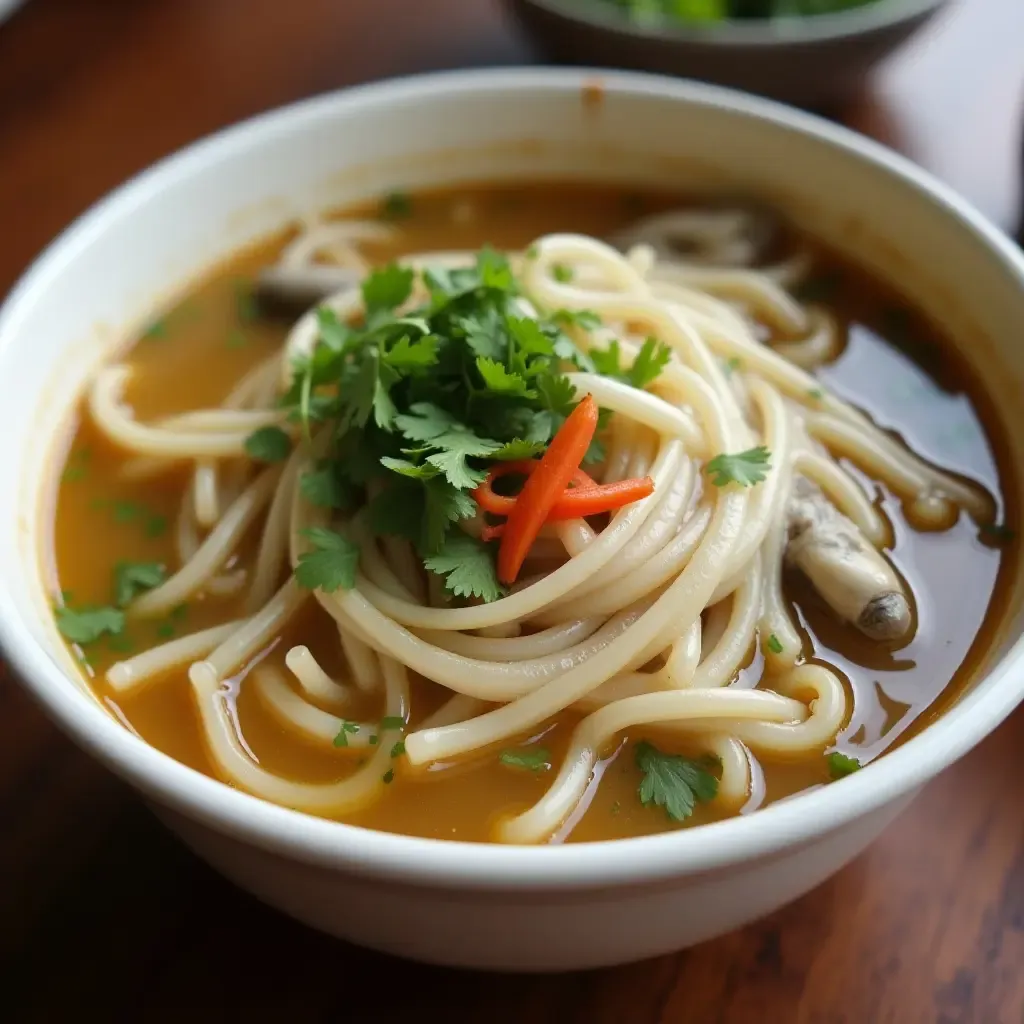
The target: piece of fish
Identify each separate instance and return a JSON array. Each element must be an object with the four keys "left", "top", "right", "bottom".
[{"left": 785, "top": 476, "right": 912, "bottom": 642}]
